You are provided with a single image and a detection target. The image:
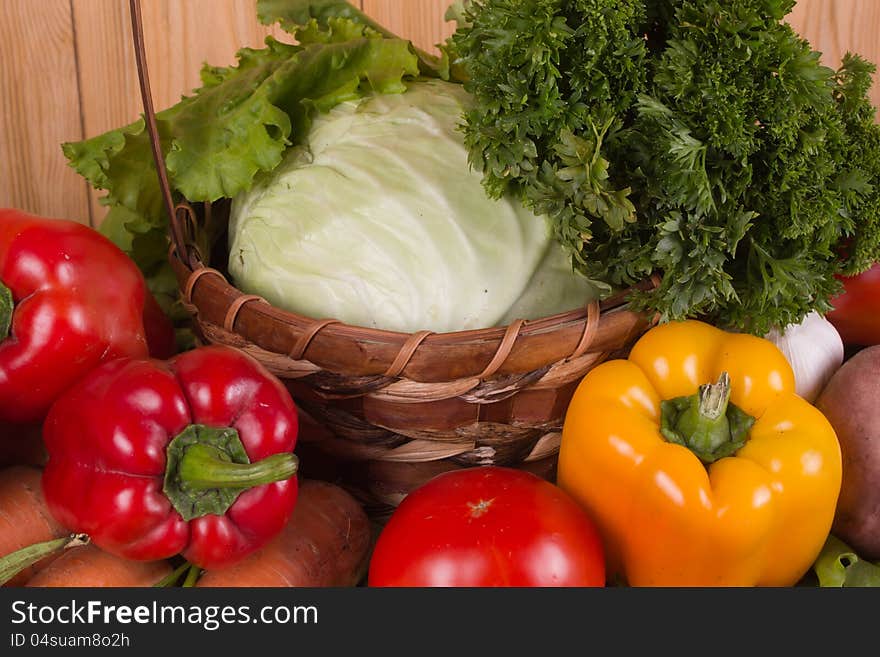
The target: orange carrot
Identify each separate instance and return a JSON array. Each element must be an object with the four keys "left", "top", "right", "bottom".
[
  {"left": 25, "top": 545, "right": 172, "bottom": 588},
  {"left": 0, "top": 466, "right": 66, "bottom": 586},
  {"left": 197, "top": 479, "right": 372, "bottom": 587}
]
